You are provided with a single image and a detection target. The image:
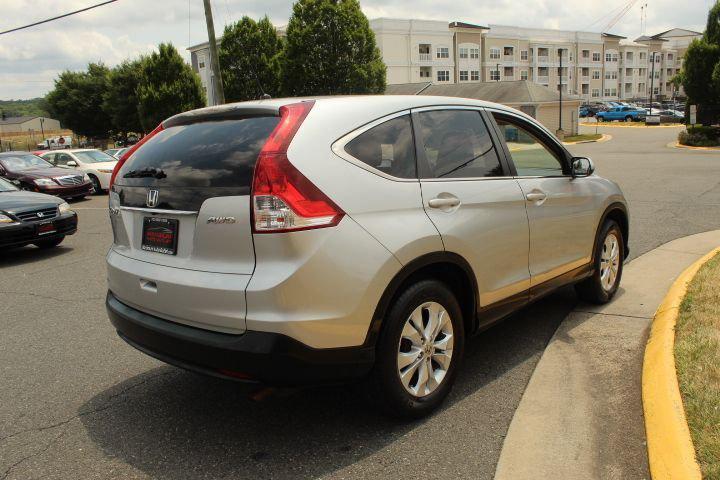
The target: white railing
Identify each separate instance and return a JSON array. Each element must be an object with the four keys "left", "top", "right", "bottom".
[
  {"left": 503, "top": 54, "right": 515, "bottom": 61},
  {"left": 537, "top": 55, "right": 550, "bottom": 63},
  {"left": 537, "top": 75, "right": 549, "bottom": 83},
  {"left": 581, "top": 75, "right": 590, "bottom": 82},
  {"left": 419, "top": 53, "right": 431, "bottom": 62}
]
